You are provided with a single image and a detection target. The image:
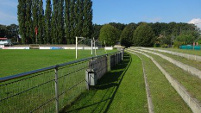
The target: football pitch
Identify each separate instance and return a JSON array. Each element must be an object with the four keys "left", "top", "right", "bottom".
[{"left": 0, "top": 49, "right": 116, "bottom": 77}]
